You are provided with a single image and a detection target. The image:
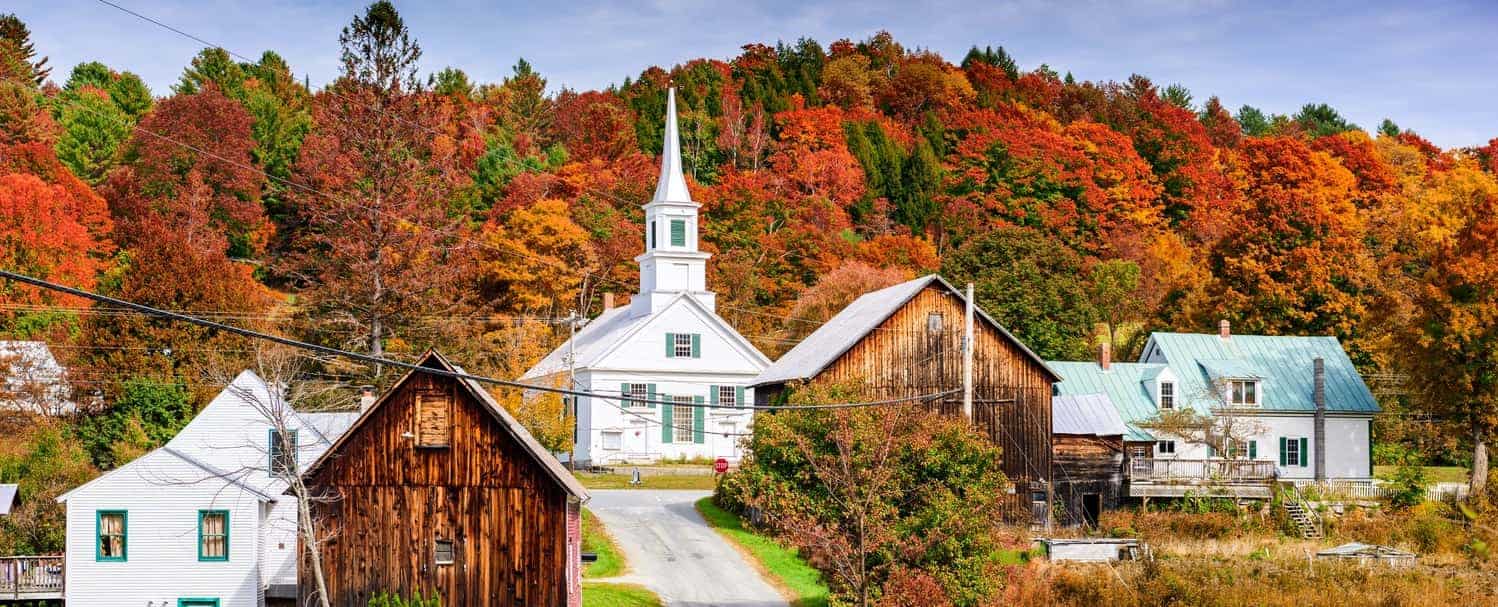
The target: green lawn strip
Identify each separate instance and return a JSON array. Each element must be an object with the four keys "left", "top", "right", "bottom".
[
  {"left": 1373, "top": 465, "right": 1469, "bottom": 484},
  {"left": 581, "top": 582, "right": 663, "bottom": 607},
  {"left": 582, "top": 508, "right": 626, "bottom": 579},
  {"left": 694, "top": 497, "right": 831, "bottom": 607},
  {"left": 577, "top": 472, "right": 719, "bottom": 490}
]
